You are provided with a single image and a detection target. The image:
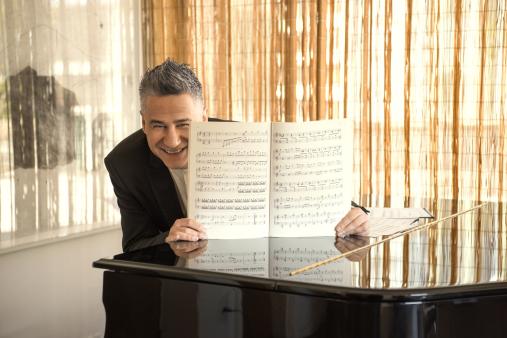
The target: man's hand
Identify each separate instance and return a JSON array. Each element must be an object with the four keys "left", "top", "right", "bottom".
[
  {"left": 335, "top": 208, "right": 369, "bottom": 238},
  {"left": 165, "top": 218, "right": 207, "bottom": 242},
  {"left": 169, "top": 240, "right": 208, "bottom": 259},
  {"left": 334, "top": 236, "right": 369, "bottom": 262}
]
